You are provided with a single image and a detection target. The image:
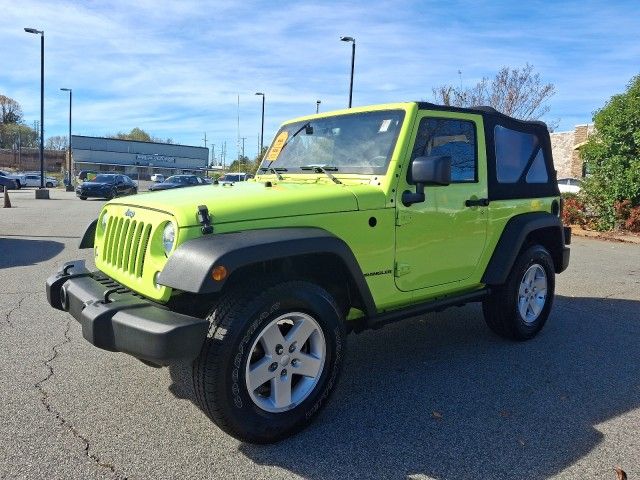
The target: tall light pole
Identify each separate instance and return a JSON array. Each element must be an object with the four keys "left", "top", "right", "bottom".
[
  {"left": 340, "top": 36, "right": 356, "bottom": 108},
  {"left": 25, "top": 27, "right": 46, "bottom": 195},
  {"left": 255, "top": 92, "right": 265, "bottom": 156},
  {"left": 60, "top": 88, "right": 73, "bottom": 191},
  {"left": 316, "top": 100, "right": 321, "bottom": 114}
]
